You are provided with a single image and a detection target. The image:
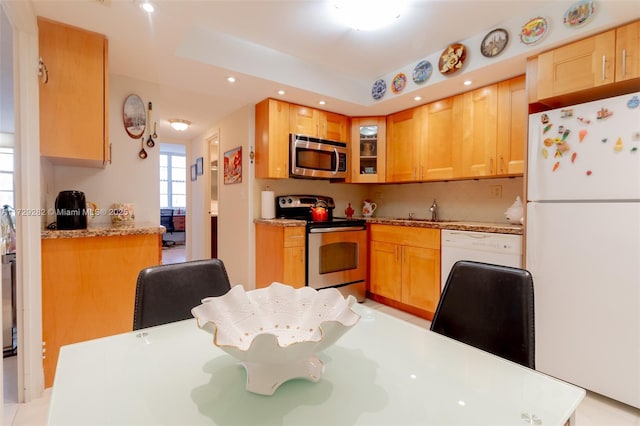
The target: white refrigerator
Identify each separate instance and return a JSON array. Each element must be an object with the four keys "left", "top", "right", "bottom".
[{"left": 526, "top": 92, "right": 640, "bottom": 408}]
